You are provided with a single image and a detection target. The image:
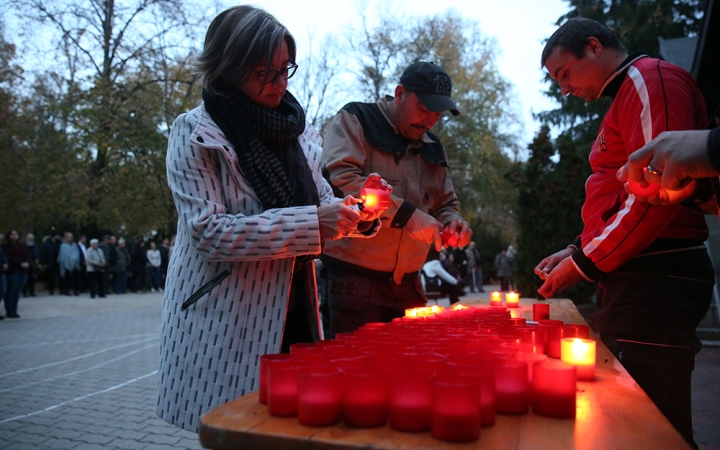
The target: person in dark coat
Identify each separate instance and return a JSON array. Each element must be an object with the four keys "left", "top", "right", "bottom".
[
  {"left": 40, "top": 232, "right": 62, "bottom": 295},
  {"left": 131, "top": 238, "right": 148, "bottom": 293},
  {"left": 1, "top": 229, "right": 31, "bottom": 318},
  {"left": 22, "top": 233, "right": 40, "bottom": 297}
]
